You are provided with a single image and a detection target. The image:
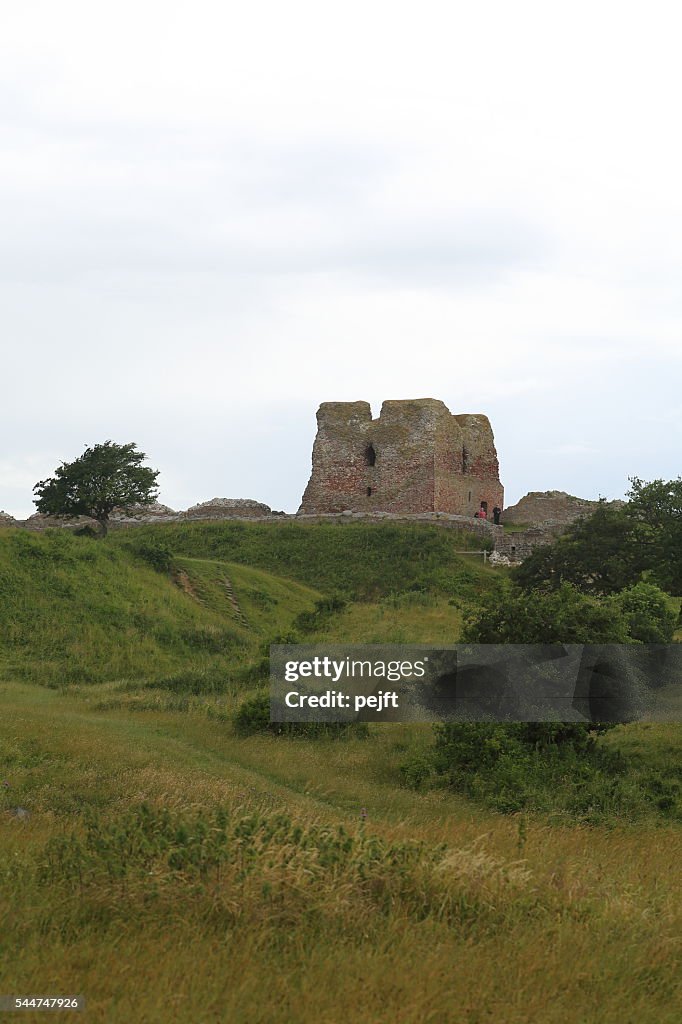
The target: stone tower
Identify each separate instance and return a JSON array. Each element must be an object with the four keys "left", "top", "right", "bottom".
[{"left": 299, "top": 398, "right": 504, "bottom": 516}]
